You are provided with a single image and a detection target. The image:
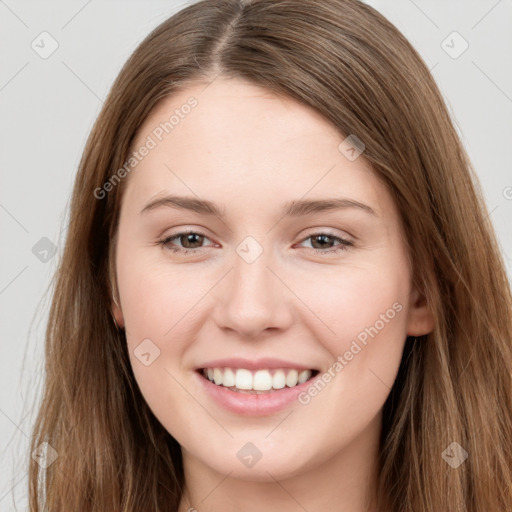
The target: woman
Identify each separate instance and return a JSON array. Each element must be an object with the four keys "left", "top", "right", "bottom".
[{"left": 28, "top": 0, "right": 512, "bottom": 510}]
